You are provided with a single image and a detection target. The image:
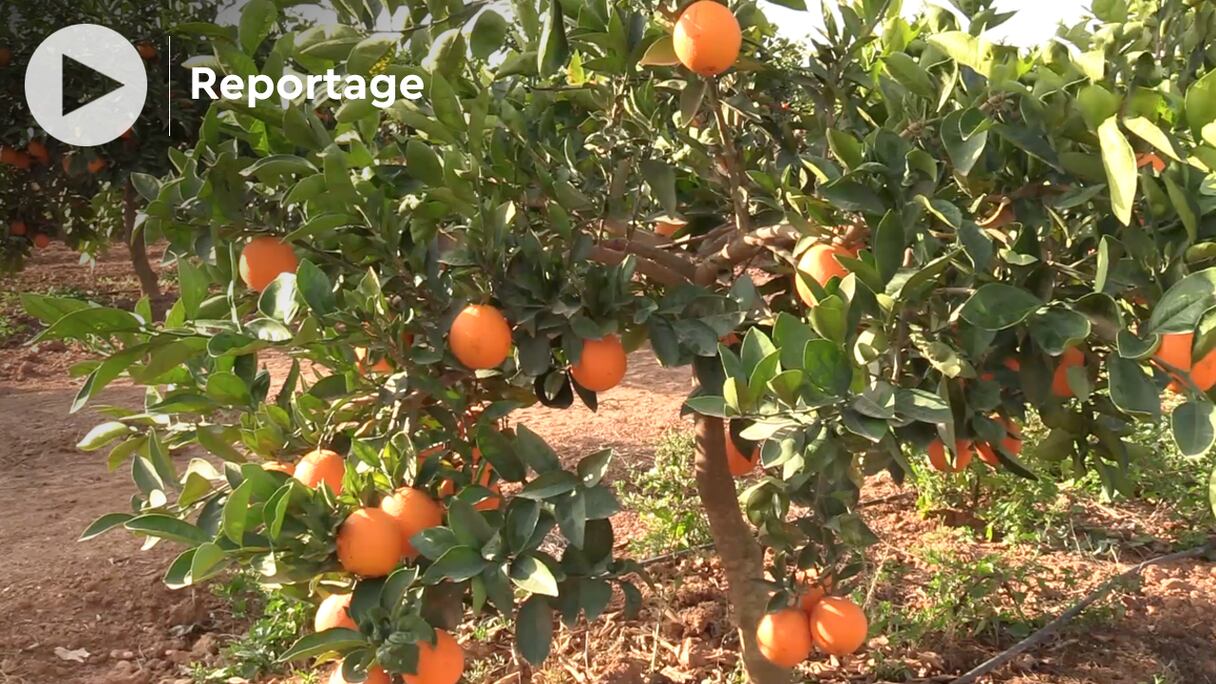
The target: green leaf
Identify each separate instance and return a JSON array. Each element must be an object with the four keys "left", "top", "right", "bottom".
[
  {"left": 80, "top": 512, "right": 134, "bottom": 541},
  {"left": 222, "top": 480, "right": 253, "bottom": 545},
  {"left": 516, "top": 595, "right": 554, "bottom": 665},
  {"left": 576, "top": 449, "right": 612, "bottom": 488},
  {"left": 125, "top": 514, "right": 211, "bottom": 545},
  {"left": 19, "top": 293, "right": 93, "bottom": 325},
  {"left": 1108, "top": 357, "right": 1160, "bottom": 418},
  {"left": 422, "top": 546, "right": 488, "bottom": 583},
  {"left": 679, "top": 79, "right": 707, "bottom": 125},
  {"left": 406, "top": 140, "right": 443, "bottom": 185},
  {"left": 470, "top": 9, "right": 510, "bottom": 60},
  {"left": 640, "top": 160, "right": 677, "bottom": 216},
  {"left": 1029, "top": 308, "right": 1092, "bottom": 355},
  {"left": 895, "top": 389, "right": 951, "bottom": 424},
  {"left": 1098, "top": 116, "right": 1138, "bottom": 226},
  {"left": 1123, "top": 117, "right": 1182, "bottom": 162},
  {"left": 241, "top": 155, "right": 317, "bottom": 178},
  {"left": 32, "top": 307, "right": 141, "bottom": 342},
  {"left": 684, "top": 395, "right": 732, "bottom": 418},
  {"left": 77, "top": 421, "right": 131, "bottom": 451},
  {"left": 640, "top": 35, "right": 679, "bottom": 67},
  {"left": 514, "top": 424, "right": 561, "bottom": 473},
  {"left": 1164, "top": 174, "right": 1199, "bottom": 244},
  {"left": 803, "top": 340, "right": 851, "bottom": 396},
  {"left": 238, "top": 0, "right": 277, "bottom": 54},
  {"left": 928, "top": 31, "right": 992, "bottom": 76},
  {"left": 941, "top": 109, "right": 988, "bottom": 176},
  {"left": 517, "top": 471, "right": 579, "bottom": 500},
  {"left": 1185, "top": 69, "right": 1216, "bottom": 138},
  {"left": 1147, "top": 268, "right": 1216, "bottom": 333},
  {"left": 884, "top": 53, "right": 934, "bottom": 98},
  {"left": 296, "top": 260, "right": 335, "bottom": 316},
  {"left": 960, "top": 284, "right": 1043, "bottom": 330},
  {"left": 346, "top": 34, "right": 397, "bottom": 76},
  {"left": 206, "top": 371, "right": 253, "bottom": 406},
  {"left": 1210, "top": 464, "right": 1216, "bottom": 519},
  {"left": 537, "top": 0, "right": 570, "bottom": 77},
  {"left": 510, "top": 556, "right": 559, "bottom": 596},
  {"left": 1077, "top": 84, "right": 1121, "bottom": 130},
  {"left": 1171, "top": 401, "right": 1216, "bottom": 458},
  {"left": 258, "top": 273, "right": 299, "bottom": 323},
  {"left": 827, "top": 130, "right": 864, "bottom": 171},
  {"left": 279, "top": 629, "right": 366, "bottom": 662}
]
